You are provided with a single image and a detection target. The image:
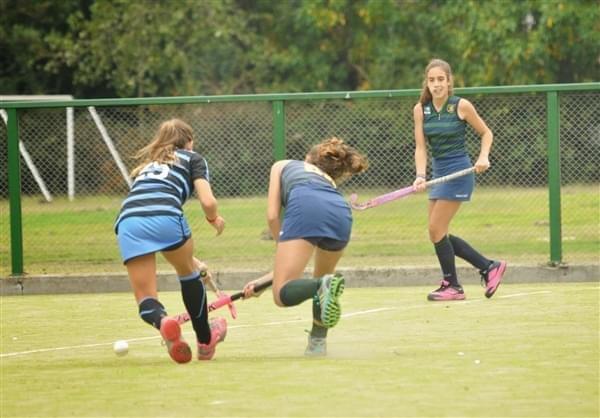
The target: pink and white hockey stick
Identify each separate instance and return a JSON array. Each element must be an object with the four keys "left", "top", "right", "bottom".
[
  {"left": 349, "top": 166, "right": 475, "bottom": 211},
  {"left": 175, "top": 272, "right": 273, "bottom": 324}
]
